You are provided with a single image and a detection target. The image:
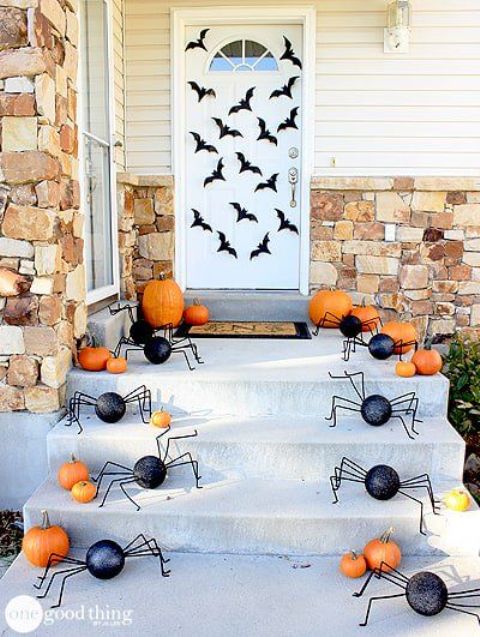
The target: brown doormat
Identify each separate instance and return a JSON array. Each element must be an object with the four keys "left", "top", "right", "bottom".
[{"left": 175, "top": 321, "right": 311, "bottom": 340}]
